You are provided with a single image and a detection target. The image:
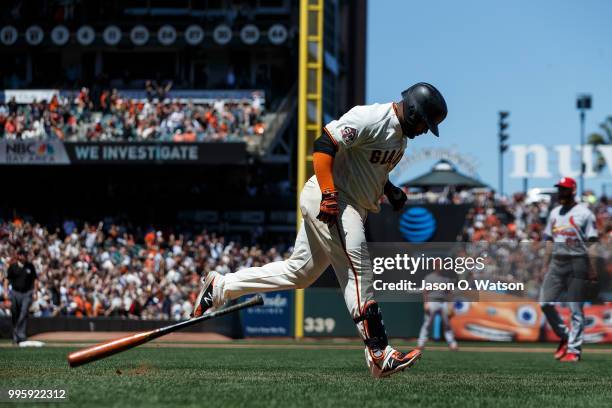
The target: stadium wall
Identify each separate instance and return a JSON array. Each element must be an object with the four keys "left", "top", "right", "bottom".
[{"left": 0, "top": 313, "right": 243, "bottom": 340}]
